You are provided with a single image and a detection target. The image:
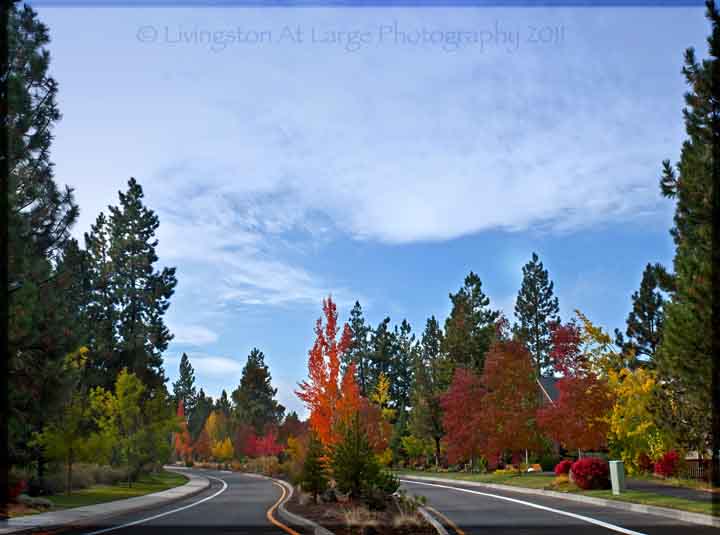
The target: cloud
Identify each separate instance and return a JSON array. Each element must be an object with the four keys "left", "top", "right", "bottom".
[
  {"left": 165, "top": 353, "right": 244, "bottom": 379},
  {"left": 169, "top": 324, "right": 219, "bottom": 346}
]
